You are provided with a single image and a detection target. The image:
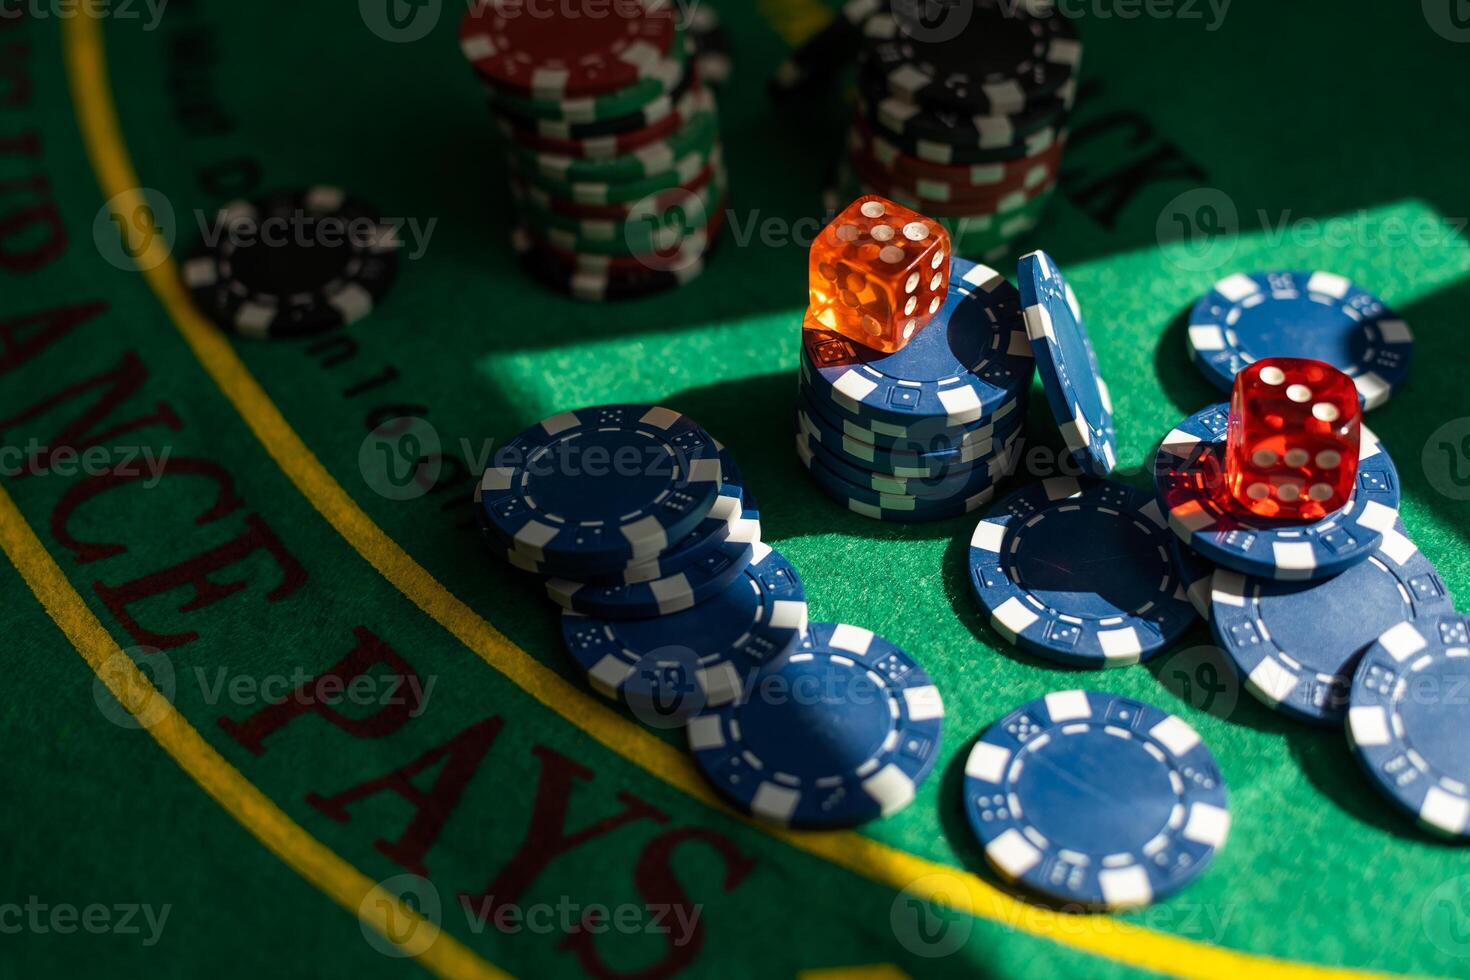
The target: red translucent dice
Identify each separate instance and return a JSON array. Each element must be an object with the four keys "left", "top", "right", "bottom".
[
  {"left": 1225, "top": 357, "right": 1361, "bottom": 520},
  {"left": 807, "top": 195, "right": 950, "bottom": 353}
]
